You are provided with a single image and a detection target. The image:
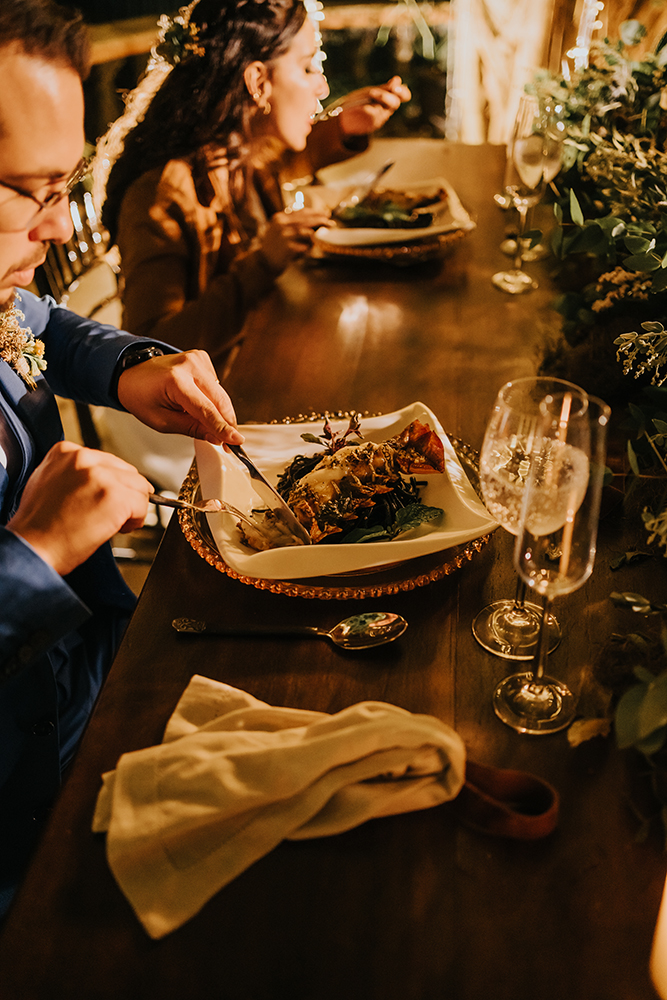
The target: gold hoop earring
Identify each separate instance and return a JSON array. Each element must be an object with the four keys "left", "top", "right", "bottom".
[{"left": 263, "top": 101, "right": 271, "bottom": 116}]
